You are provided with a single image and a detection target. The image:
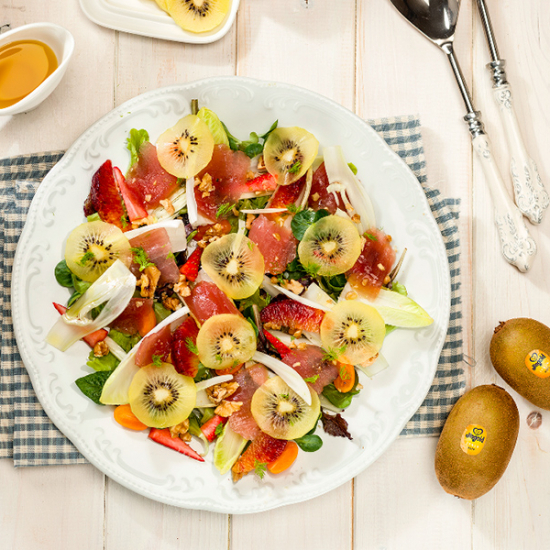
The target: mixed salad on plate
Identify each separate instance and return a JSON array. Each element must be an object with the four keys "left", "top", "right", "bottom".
[{"left": 46, "top": 102, "right": 433, "bottom": 481}]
